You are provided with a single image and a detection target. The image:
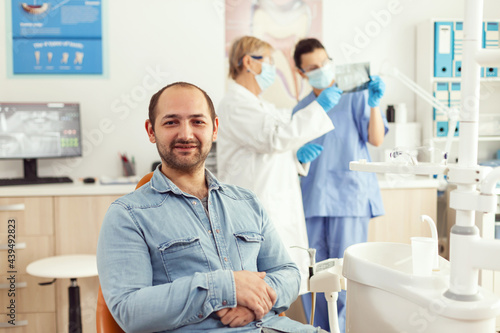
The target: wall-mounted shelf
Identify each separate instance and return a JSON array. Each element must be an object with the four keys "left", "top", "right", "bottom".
[
  {"left": 432, "top": 136, "right": 500, "bottom": 143},
  {"left": 430, "top": 77, "right": 500, "bottom": 82},
  {"left": 417, "top": 19, "right": 500, "bottom": 162}
]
